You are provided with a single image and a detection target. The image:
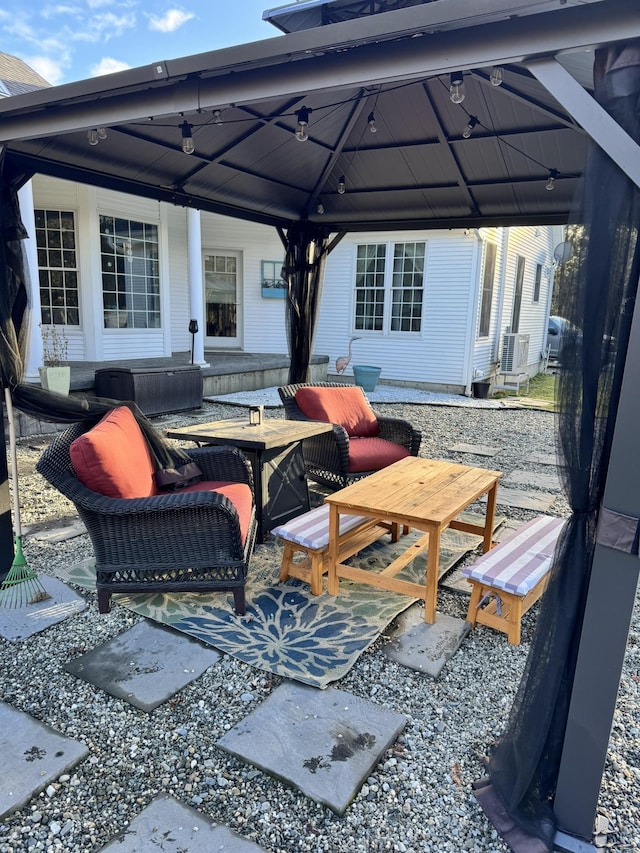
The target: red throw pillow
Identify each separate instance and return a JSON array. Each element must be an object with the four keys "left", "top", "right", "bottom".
[
  {"left": 70, "top": 406, "right": 158, "bottom": 499},
  {"left": 295, "top": 386, "right": 379, "bottom": 437},
  {"left": 348, "top": 437, "right": 410, "bottom": 473}
]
